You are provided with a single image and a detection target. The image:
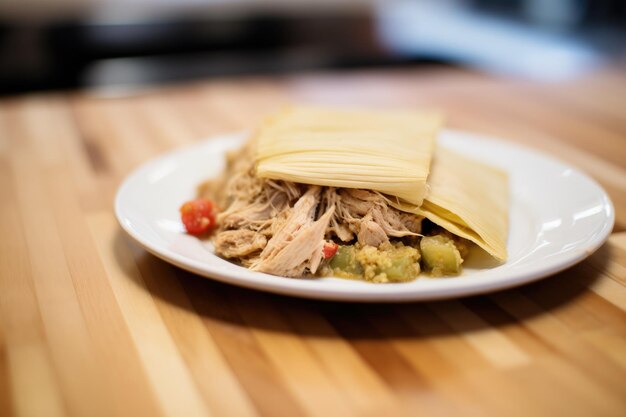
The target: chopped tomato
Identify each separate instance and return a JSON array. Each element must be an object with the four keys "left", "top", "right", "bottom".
[
  {"left": 180, "top": 199, "right": 216, "bottom": 235},
  {"left": 323, "top": 242, "right": 339, "bottom": 259}
]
